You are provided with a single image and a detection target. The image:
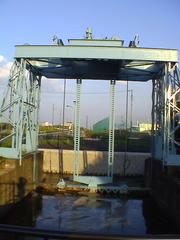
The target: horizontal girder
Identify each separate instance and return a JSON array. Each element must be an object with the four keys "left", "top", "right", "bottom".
[
  {"left": 14, "top": 45, "right": 178, "bottom": 81},
  {"left": 15, "top": 45, "right": 178, "bottom": 62}
]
